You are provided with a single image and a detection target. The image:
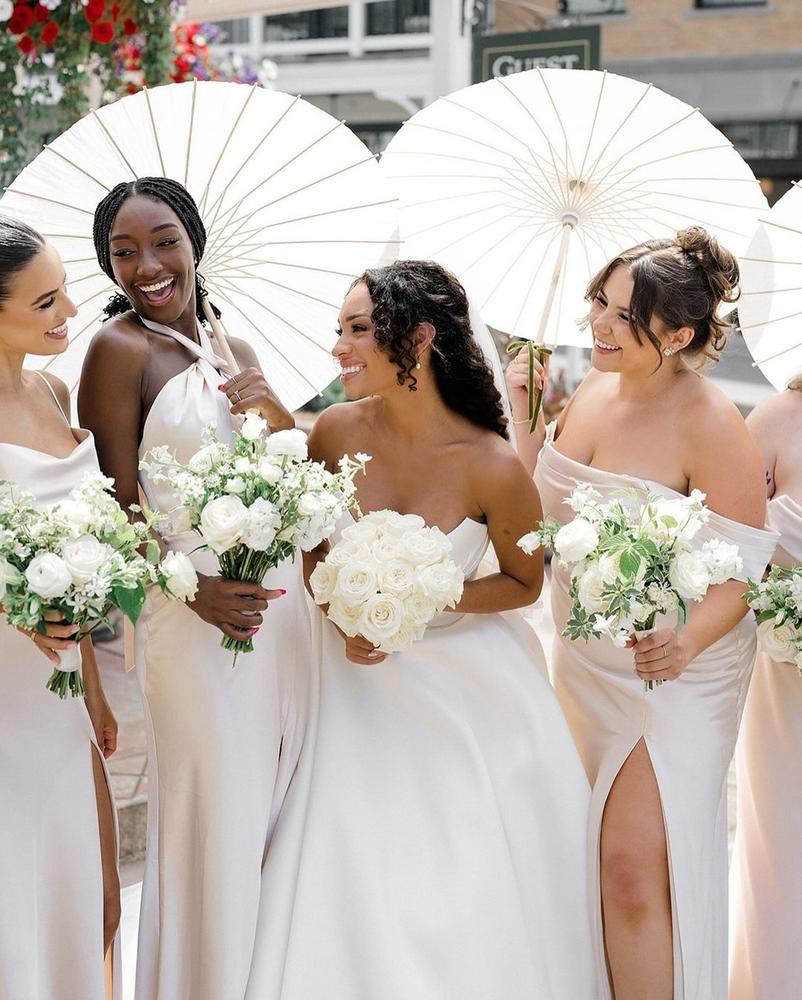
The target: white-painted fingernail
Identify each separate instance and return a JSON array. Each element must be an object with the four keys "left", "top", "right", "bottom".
[{"left": 368, "top": 651, "right": 381, "bottom": 659}]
